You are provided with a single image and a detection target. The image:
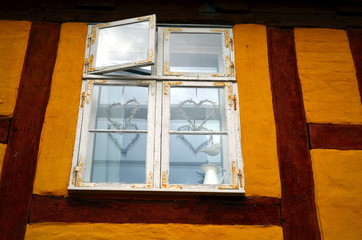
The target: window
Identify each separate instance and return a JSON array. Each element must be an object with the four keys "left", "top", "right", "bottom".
[{"left": 69, "top": 15, "right": 244, "bottom": 194}]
